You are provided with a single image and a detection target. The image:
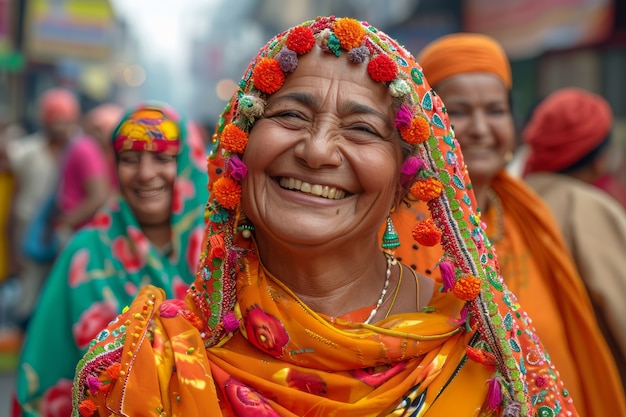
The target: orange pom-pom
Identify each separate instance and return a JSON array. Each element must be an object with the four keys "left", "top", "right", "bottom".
[
  {"left": 411, "top": 218, "right": 442, "bottom": 246},
  {"left": 334, "top": 17, "right": 366, "bottom": 50},
  {"left": 252, "top": 57, "right": 285, "bottom": 94},
  {"left": 180, "top": 309, "right": 205, "bottom": 330},
  {"left": 78, "top": 399, "right": 98, "bottom": 417},
  {"left": 466, "top": 345, "right": 496, "bottom": 367},
  {"left": 452, "top": 275, "right": 482, "bottom": 301},
  {"left": 212, "top": 177, "right": 242, "bottom": 209},
  {"left": 106, "top": 362, "right": 121, "bottom": 379},
  {"left": 209, "top": 233, "right": 226, "bottom": 259},
  {"left": 98, "top": 382, "right": 112, "bottom": 393},
  {"left": 410, "top": 178, "right": 443, "bottom": 201},
  {"left": 400, "top": 116, "right": 431, "bottom": 145},
  {"left": 221, "top": 124, "right": 248, "bottom": 154}
]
